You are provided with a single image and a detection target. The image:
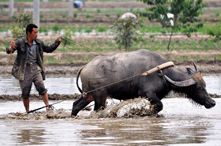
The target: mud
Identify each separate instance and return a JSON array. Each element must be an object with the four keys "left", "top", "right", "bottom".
[
  {"left": 1, "top": 92, "right": 220, "bottom": 102},
  {"left": 0, "top": 93, "right": 80, "bottom": 101},
  {"left": 0, "top": 2, "right": 220, "bottom": 146},
  {"left": 2, "top": 109, "right": 71, "bottom": 120},
  {"left": 2, "top": 59, "right": 221, "bottom": 77},
  {"left": 0, "top": 98, "right": 221, "bottom": 146},
  {"left": 0, "top": 98, "right": 152, "bottom": 120}
]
